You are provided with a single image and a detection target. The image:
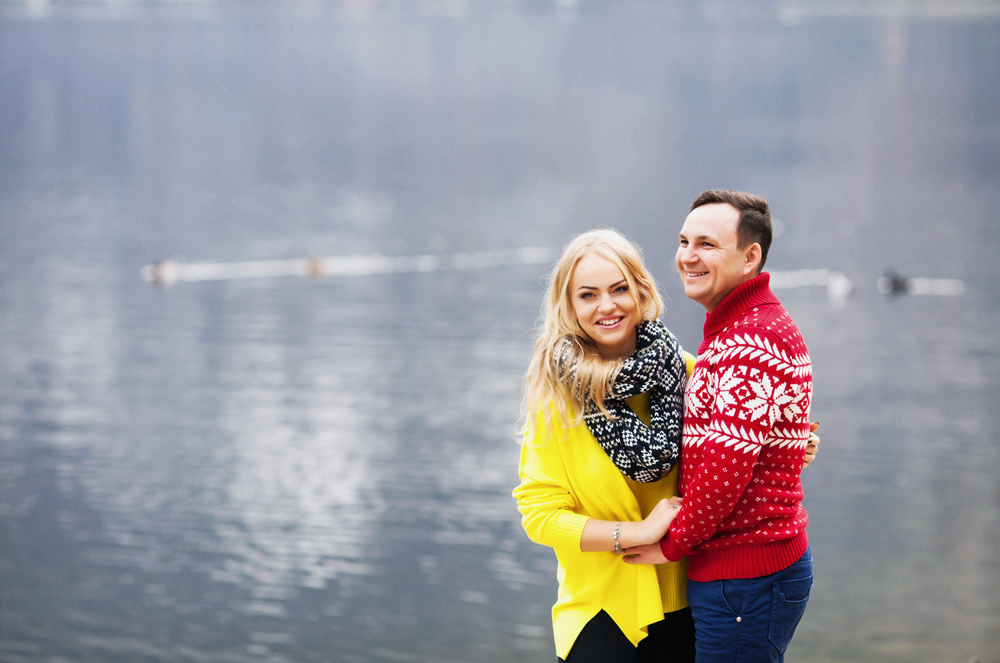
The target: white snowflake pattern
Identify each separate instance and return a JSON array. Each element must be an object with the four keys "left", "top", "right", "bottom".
[
  {"left": 741, "top": 371, "right": 796, "bottom": 424},
  {"left": 781, "top": 384, "right": 811, "bottom": 420},
  {"left": 715, "top": 366, "right": 746, "bottom": 415},
  {"left": 686, "top": 377, "right": 710, "bottom": 415}
]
